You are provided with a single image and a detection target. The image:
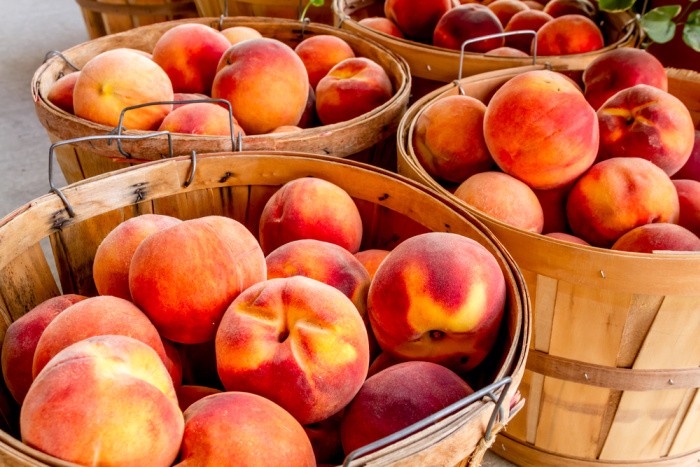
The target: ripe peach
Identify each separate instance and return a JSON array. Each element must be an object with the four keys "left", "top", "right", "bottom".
[
  {"left": 176, "top": 385, "right": 222, "bottom": 412},
  {"left": 673, "top": 179, "right": 700, "bottom": 236},
  {"left": 179, "top": 392, "right": 315, "bottom": 466},
  {"left": 411, "top": 94, "right": 494, "bottom": 184},
  {"left": 454, "top": 171, "right": 545, "bottom": 233},
  {"left": 384, "top": 0, "right": 453, "bottom": 40},
  {"left": 1, "top": 294, "right": 86, "bottom": 404},
  {"left": 504, "top": 9, "right": 552, "bottom": 52},
  {"left": 483, "top": 69, "right": 599, "bottom": 190},
  {"left": 32, "top": 295, "right": 168, "bottom": 377},
  {"left": 295, "top": 35, "right": 356, "bottom": 89},
  {"left": 73, "top": 48, "right": 173, "bottom": 130},
  {"left": 161, "top": 338, "right": 183, "bottom": 389},
  {"left": 486, "top": 46, "right": 530, "bottom": 56},
  {"left": 340, "top": 361, "right": 474, "bottom": 454},
  {"left": 597, "top": 85, "right": 695, "bottom": 176},
  {"left": 354, "top": 249, "right": 391, "bottom": 280},
  {"left": 367, "top": 351, "right": 405, "bottom": 377},
  {"left": 534, "top": 184, "right": 573, "bottom": 234},
  {"left": 158, "top": 102, "right": 246, "bottom": 137},
  {"left": 152, "top": 23, "right": 231, "bottom": 94},
  {"left": 93, "top": 213, "right": 182, "bottom": 301},
  {"left": 298, "top": 86, "right": 319, "bottom": 129},
  {"left": 177, "top": 340, "right": 223, "bottom": 389},
  {"left": 172, "top": 92, "right": 209, "bottom": 110},
  {"left": 21, "top": 335, "right": 183, "bottom": 467},
  {"left": 212, "top": 38, "right": 309, "bottom": 135},
  {"left": 433, "top": 4, "right": 505, "bottom": 52},
  {"left": 270, "top": 125, "right": 303, "bottom": 134},
  {"left": 611, "top": 223, "right": 700, "bottom": 253},
  {"left": 216, "top": 276, "right": 370, "bottom": 425},
  {"left": 358, "top": 17, "right": 405, "bottom": 38},
  {"left": 488, "top": 0, "right": 529, "bottom": 27},
  {"left": 582, "top": 48, "right": 668, "bottom": 110},
  {"left": 523, "top": 0, "right": 545, "bottom": 9},
  {"left": 129, "top": 215, "right": 266, "bottom": 344},
  {"left": 46, "top": 71, "right": 79, "bottom": 114},
  {"left": 315, "top": 57, "right": 393, "bottom": 126},
  {"left": 367, "top": 232, "right": 506, "bottom": 373},
  {"left": 304, "top": 411, "right": 345, "bottom": 465},
  {"left": 542, "top": 0, "right": 596, "bottom": 18},
  {"left": 544, "top": 232, "right": 591, "bottom": 245},
  {"left": 220, "top": 26, "right": 263, "bottom": 45},
  {"left": 566, "top": 157, "right": 680, "bottom": 247},
  {"left": 673, "top": 130, "right": 700, "bottom": 181},
  {"left": 534, "top": 14, "right": 604, "bottom": 56},
  {"left": 258, "top": 177, "right": 363, "bottom": 255}
]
